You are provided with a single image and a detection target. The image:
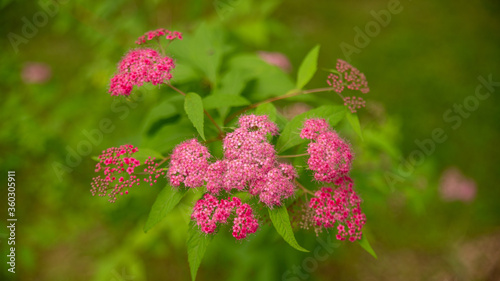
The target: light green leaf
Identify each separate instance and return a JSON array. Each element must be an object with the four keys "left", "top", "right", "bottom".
[
  {"left": 268, "top": 205, "right": 309, "bottom": 252},
  {"left": 187, "top": 221, "right": 213, "bottom": 281},
  {"left": 345, "top": 109, "right": 363, "bottom": 141},
  {"left": 184, "top": 92, "right": 205, "bottom": 140},
  {"left": 91, "top": 156, "right": 99, "bottom": 162},
  {"left": 203, "top": 94, "right": 250, "bottom": 110},
  {"left": 359, "top": 234, "right": 377, "bottom": 259},
  {"left": 132, "top": 148, "right": 164, "bottom": 163},
  {"left": 144, "top": 186, "right": 188, "bottom": 233},
  {"left": 296, "top": 45, "right": 320, "bottom": 89},
  {"left": 276, "top": 105, "right": 345, "bottom": 152},
  {"left": 255, "top": 103, "right": 277, "bottom": 122}
]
